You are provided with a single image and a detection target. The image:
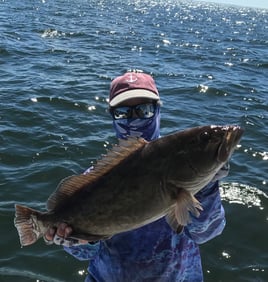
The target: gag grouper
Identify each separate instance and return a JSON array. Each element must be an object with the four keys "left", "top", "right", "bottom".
[{"left": 14, "top": 125, "right": 243, "bottom": 247}]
